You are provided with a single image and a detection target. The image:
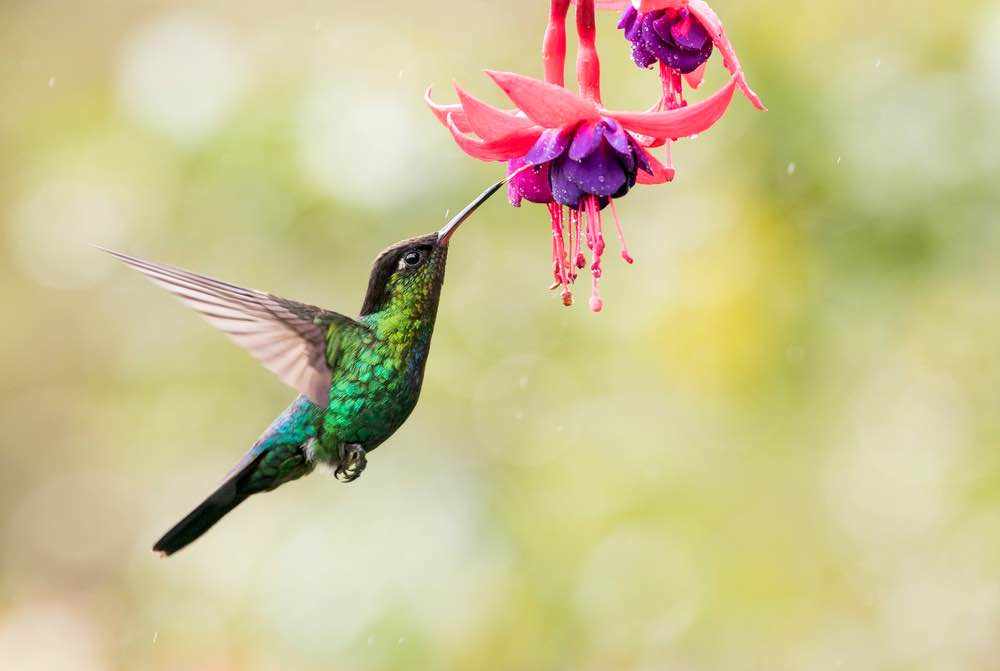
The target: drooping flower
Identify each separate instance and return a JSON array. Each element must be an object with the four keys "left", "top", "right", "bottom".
[
  {"left": 426, "top": 69, "right": 739, "bottom": 309},
  {"left": 621, "top": 5, "right": 713, "bottom": 74},
  {"left": 425, "top": 0, "right": 761, "bottom": 311},
  {"left": 605, "top": 0, "right": 765, "bottom": 112}
]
